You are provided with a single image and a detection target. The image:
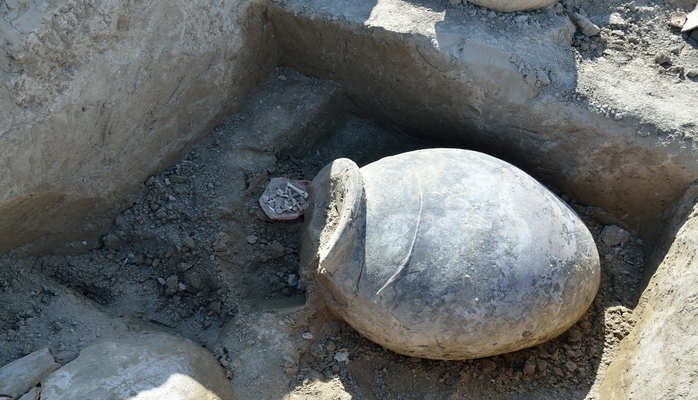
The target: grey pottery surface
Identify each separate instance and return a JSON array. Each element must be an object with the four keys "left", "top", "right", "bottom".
[{"left": 301, "top": 148, "right": 600, "bottom": 360}]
